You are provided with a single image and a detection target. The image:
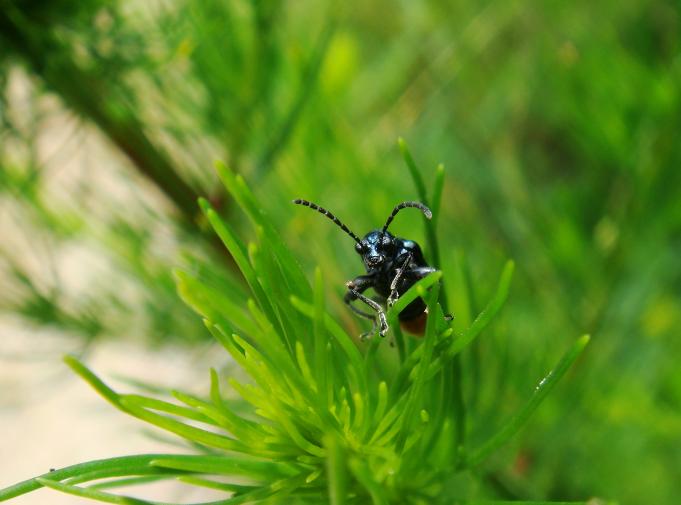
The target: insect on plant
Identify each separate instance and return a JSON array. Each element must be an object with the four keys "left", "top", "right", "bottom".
[{"left": 293, "top": 199, "right": 443, "bottom": 339}]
